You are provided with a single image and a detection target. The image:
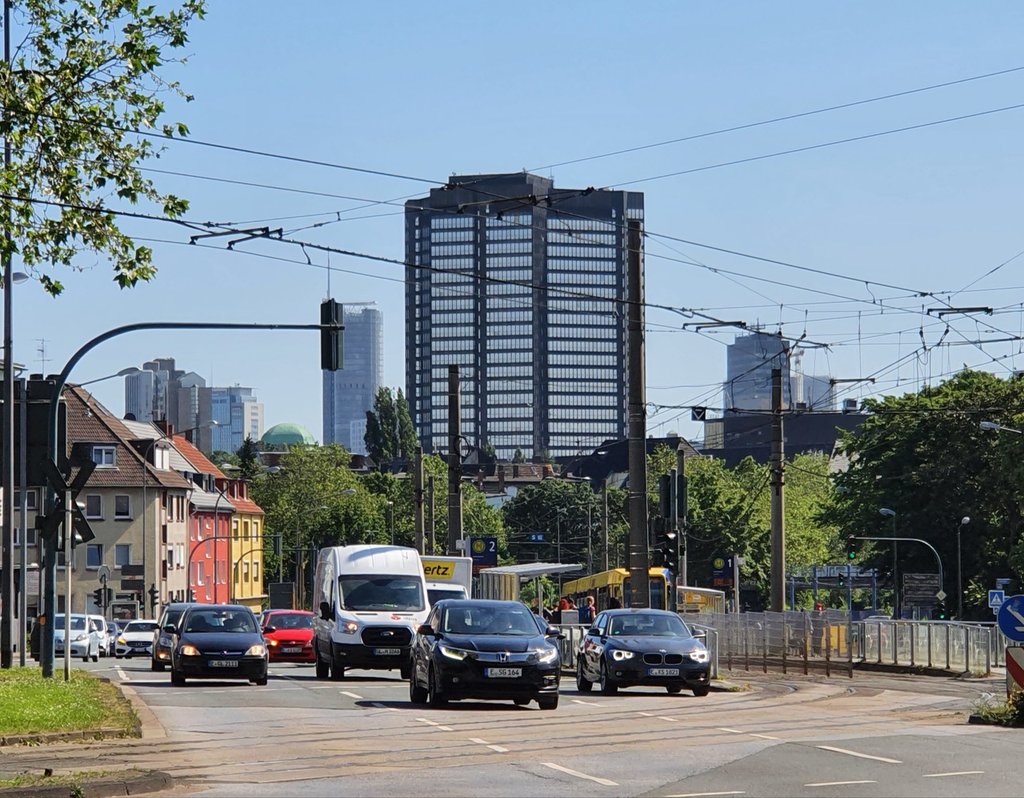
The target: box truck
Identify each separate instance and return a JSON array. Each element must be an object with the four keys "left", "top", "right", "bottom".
[{"left": 421, "top": 555, "right": 473, "bottom": 605}]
